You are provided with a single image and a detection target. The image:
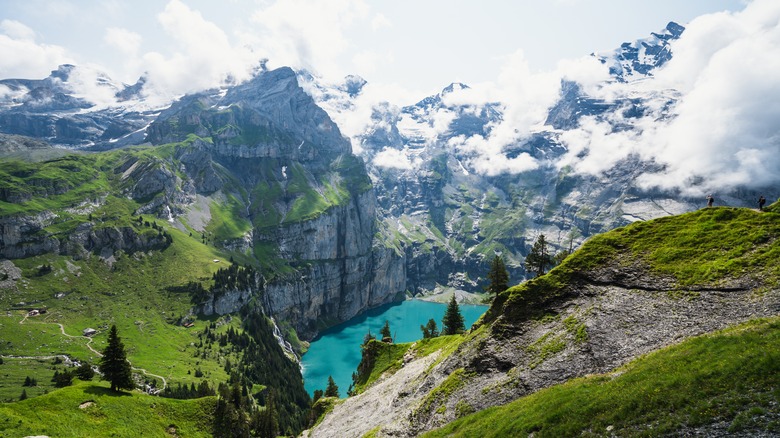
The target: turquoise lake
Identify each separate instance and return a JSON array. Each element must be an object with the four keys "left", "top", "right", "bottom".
[{"left": 301, "top": 299, "right": 487, "bottom": 397}]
